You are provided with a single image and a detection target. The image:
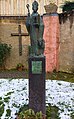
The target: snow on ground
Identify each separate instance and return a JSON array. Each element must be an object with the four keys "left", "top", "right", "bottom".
[{"left": 0, "top": 79, "right": 74, "bottom": 119}]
